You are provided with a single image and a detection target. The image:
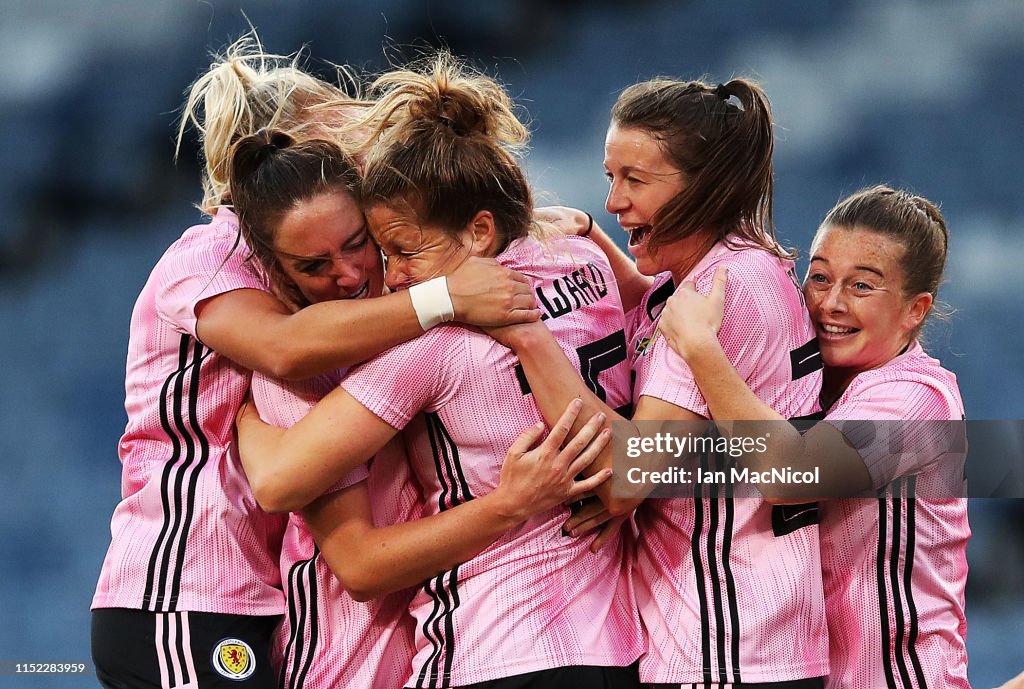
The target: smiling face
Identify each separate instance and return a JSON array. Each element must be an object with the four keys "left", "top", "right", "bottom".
[
  {"left": 603, "top": 122, "right": 701, "bottom": 279},
  {"left": 273, "top": 190, "right": 384, "bottom": 305},
  {"left": 365, "top": 203, "right": 484, "bottom": 291},
  {"left": 804, "top": 224, "right": 932, "bottom": 379}
]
